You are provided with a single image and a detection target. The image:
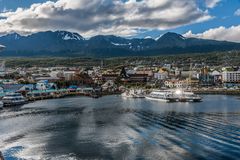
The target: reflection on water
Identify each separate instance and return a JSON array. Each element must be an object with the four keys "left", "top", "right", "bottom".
[{"left": 0, "top": 95, "right": 240, "bottom": 160}]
